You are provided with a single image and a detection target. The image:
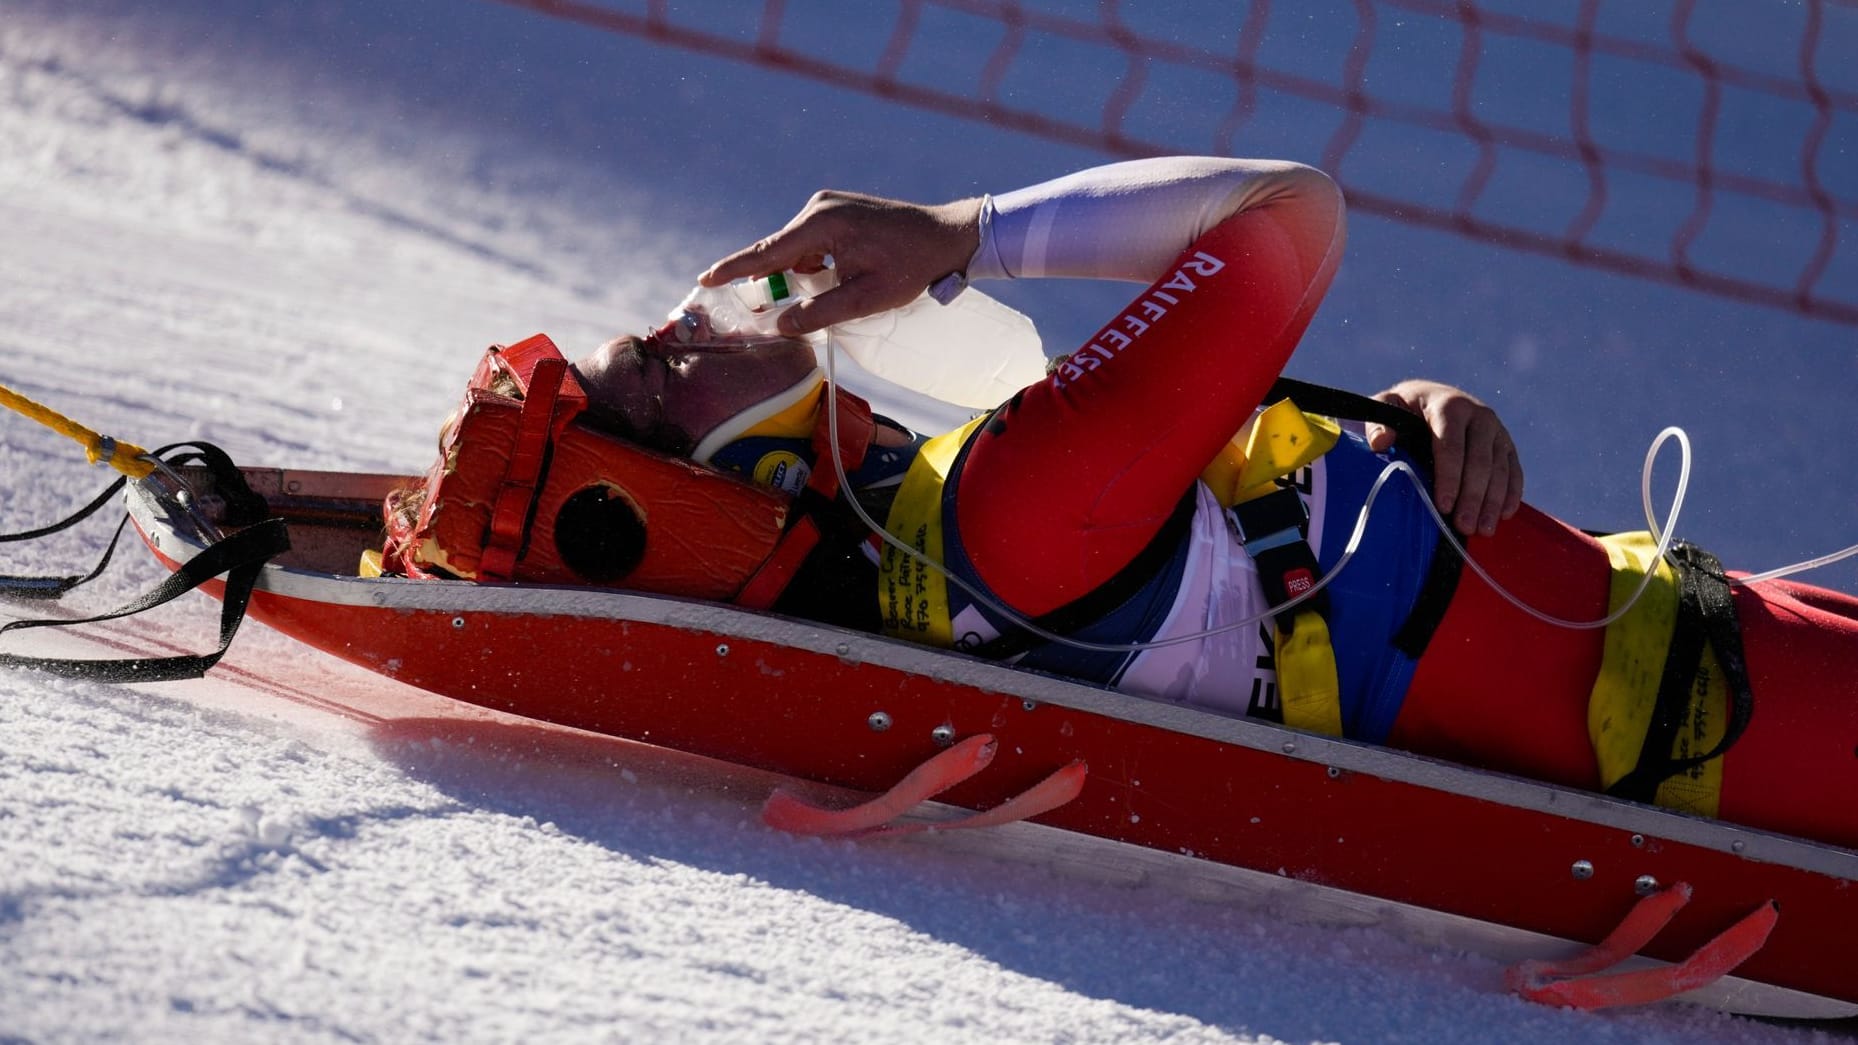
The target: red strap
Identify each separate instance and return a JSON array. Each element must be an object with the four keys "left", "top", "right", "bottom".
[
  {"left": 734, "top": 516, "right": 821, "bottom": 609},
  {"left": 734, "top": 387, "right": 875, "bottom": 609},
  {"left": 1505, "top": 883, "right": 1780, "bottom": 1010},
  {"left": 808, "top": 387, "right": 875, "bottom": 498},
  {"left": 491, "top": 334, "right": 589, "bottom": 434},
  {"left": 479, "top": 355, "right": 568, "bottom": 581}
]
